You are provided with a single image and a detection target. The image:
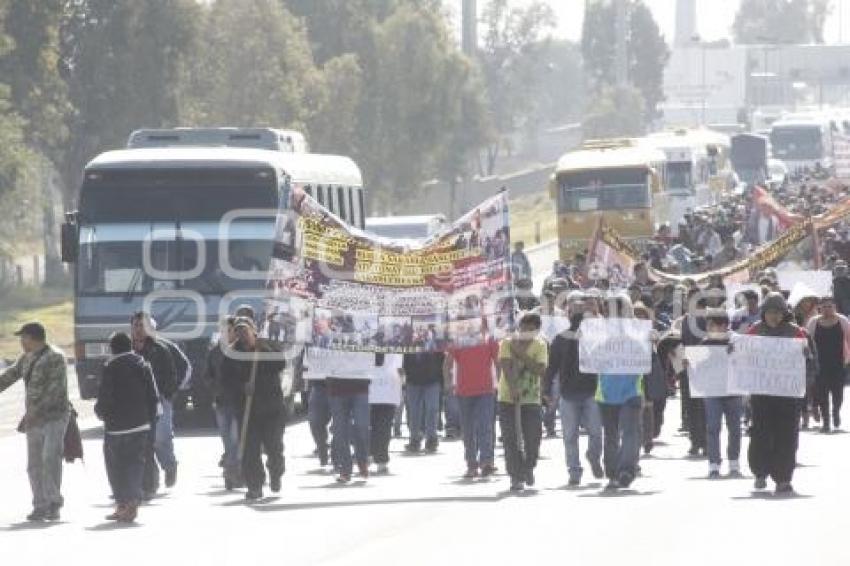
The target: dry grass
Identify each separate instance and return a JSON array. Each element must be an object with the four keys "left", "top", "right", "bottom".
[
  {"left": 509, "top": 191, "right": 557, "bottom": 247},
  {"left": 0, "top": 287, "right": 73, "bottom": 360}
]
